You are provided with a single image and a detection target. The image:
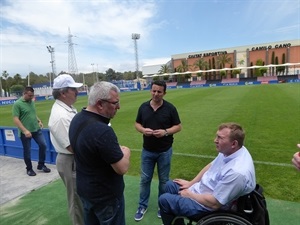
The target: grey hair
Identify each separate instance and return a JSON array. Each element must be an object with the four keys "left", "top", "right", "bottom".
[
  {"left": 88, "top": 81, "right": 120, "bottom": 106},
  {"left": 52, "top": 87, "right": 69, "bottom": 99}
]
